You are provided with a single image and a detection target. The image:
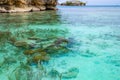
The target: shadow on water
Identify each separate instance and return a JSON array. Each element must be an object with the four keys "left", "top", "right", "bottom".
[{"left": 0, "top": 11, "right": 62, "bottom": 30}]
